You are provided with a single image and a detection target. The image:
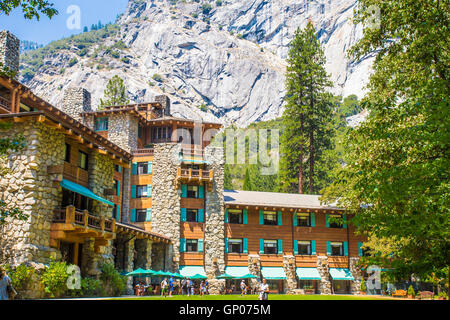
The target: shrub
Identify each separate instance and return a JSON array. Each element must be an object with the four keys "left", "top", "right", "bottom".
[
  {"left": 202, "top": 3, "right": 212, "bottom": 15},
  {"left": 148, "top": 81, "right": 155, "bottom": 87},
  {"left": 68, "top": 57, "right": 78, "bottom": 67},
  {"left": 4, "top": 264, "right": 35, "bottom": 298},
  {"left": 41, "top": 261, "right": 69, "bottom": 298},
  {"left": 237, "top": 33, "right": 244, "bottom": 39},
  {"left": 191, "top": 12, "right": 198, "bottom": 18},
  {"left": 121, "top": 57, "right": 130, "bottom": 64},
  {"left": 407, "top": 285, "right": 415, "bottom": 297},
  {"left": 77, "top": 48, "right": 88, "bottom": 57},
  {"left": 152, "top": 73, "right": 163, "bottom": 82},
  {"left": 438, "top": 292, "right": 448, "bottom": 300},
  {"left": 110, "top": 51, "right": 120, "bottom": 59},
  {"left": 99, "top": 262, "right": 127, "bottom": 296},
  {"left": 199, "top": 104, "right": 208, "bottom": 112},
  {"left": 216, "top": 0, "right": 223, "bottom": 6},
  {"left": 360, "top": 278, "right": 366, "bottom": 292}
]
